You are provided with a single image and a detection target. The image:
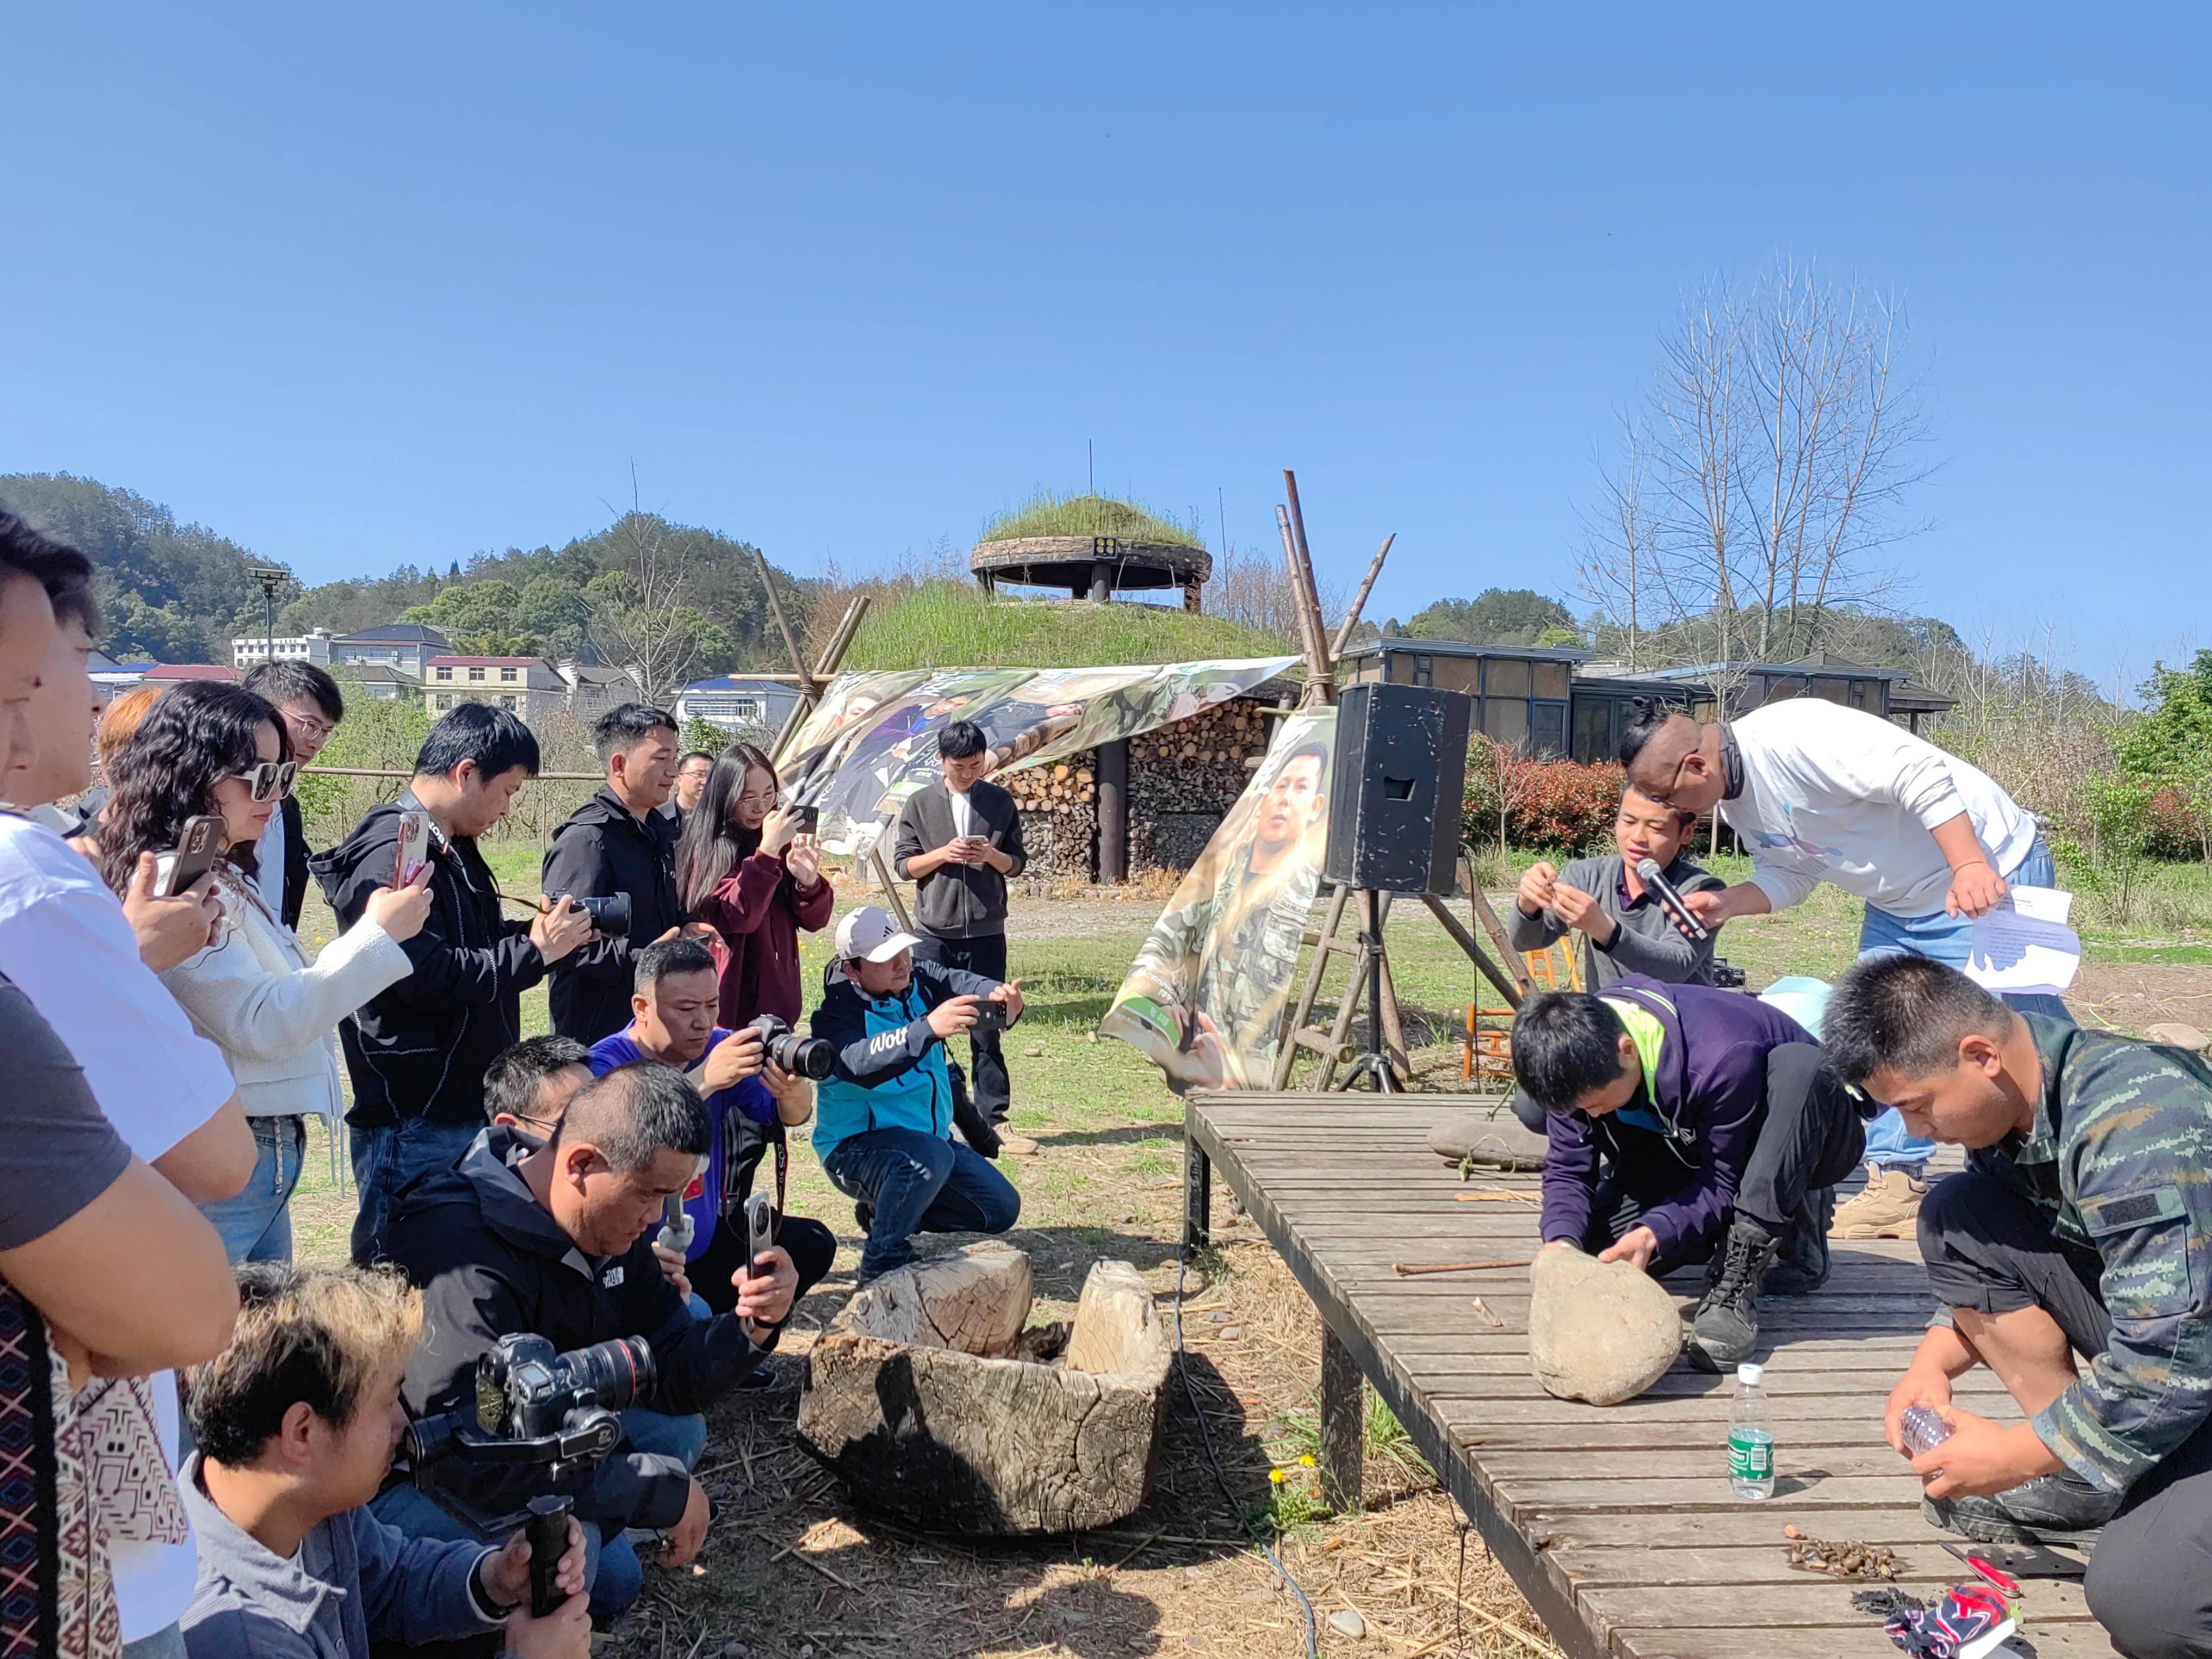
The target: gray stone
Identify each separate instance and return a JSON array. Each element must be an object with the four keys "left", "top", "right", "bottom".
[
  {"left": 1329, "top": 1608, "right": 1367, "bottom": 1638},
  {"left": 1426, "top": 1111, "right": 1548, "bottom": 1172},
  {"left": 2145, "top": 1021, "right": 2210, "bottom": 1053},
  {"left": 1526, "top": 1244, "right": 1681, "bottom": 1406}
]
